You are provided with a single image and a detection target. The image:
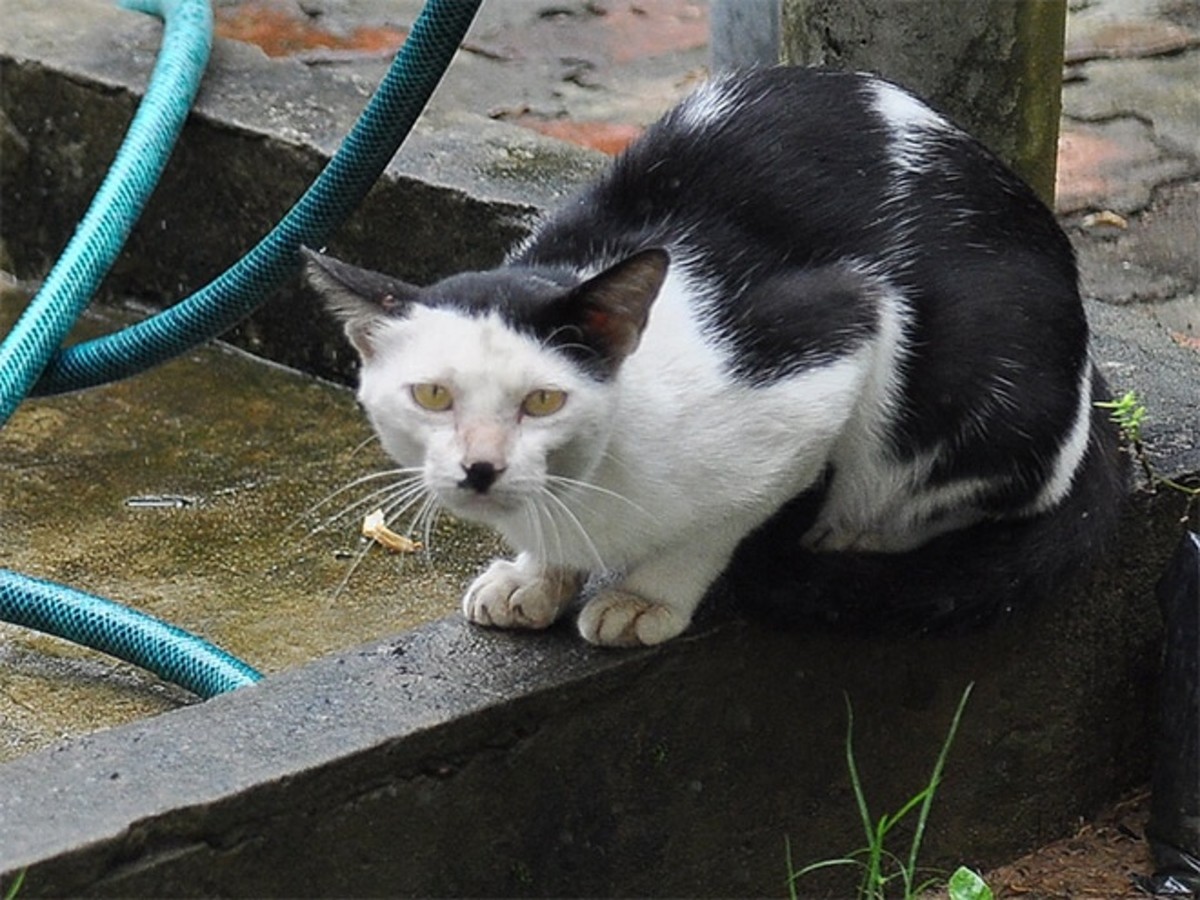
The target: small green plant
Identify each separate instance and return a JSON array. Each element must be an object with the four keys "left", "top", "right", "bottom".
[
  {"left": 945, "top": 864, "right": 993, "bottom": 900},
  {"left": 785, "top": 684, "right": 989, "bottom": 900},
  {"left": 2, "top": 870, "right": 25, "bottom": 900},
  {"left": 1097, "top": 390, "right": 1200, "bottom": 510}
]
